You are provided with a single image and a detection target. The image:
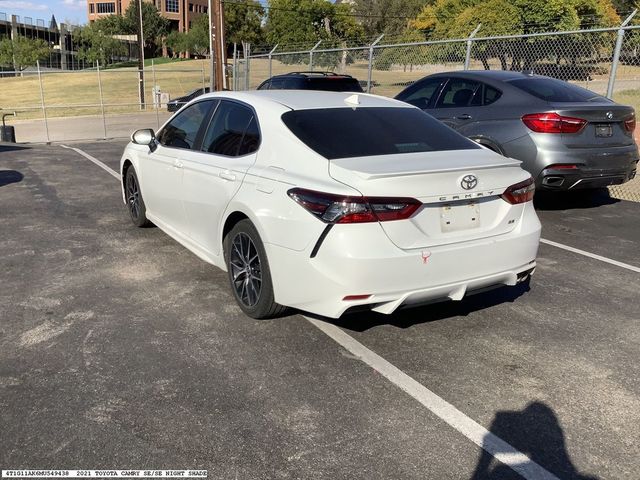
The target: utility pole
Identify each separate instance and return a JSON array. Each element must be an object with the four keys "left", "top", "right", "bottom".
[
  {"left": 209, "top": 0, "right": 226, "bottom": 91},
  {"left": 137, "top": 0, "right": 145, "bottom": 109}
]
